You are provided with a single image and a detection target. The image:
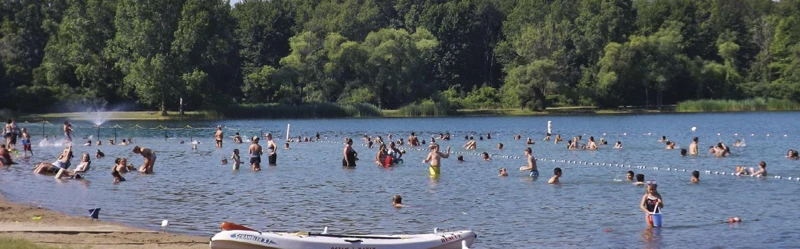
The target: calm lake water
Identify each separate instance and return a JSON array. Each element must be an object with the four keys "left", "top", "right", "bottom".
[{"left": 2, "top": 113, "right": 800, "bottom": 248}]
